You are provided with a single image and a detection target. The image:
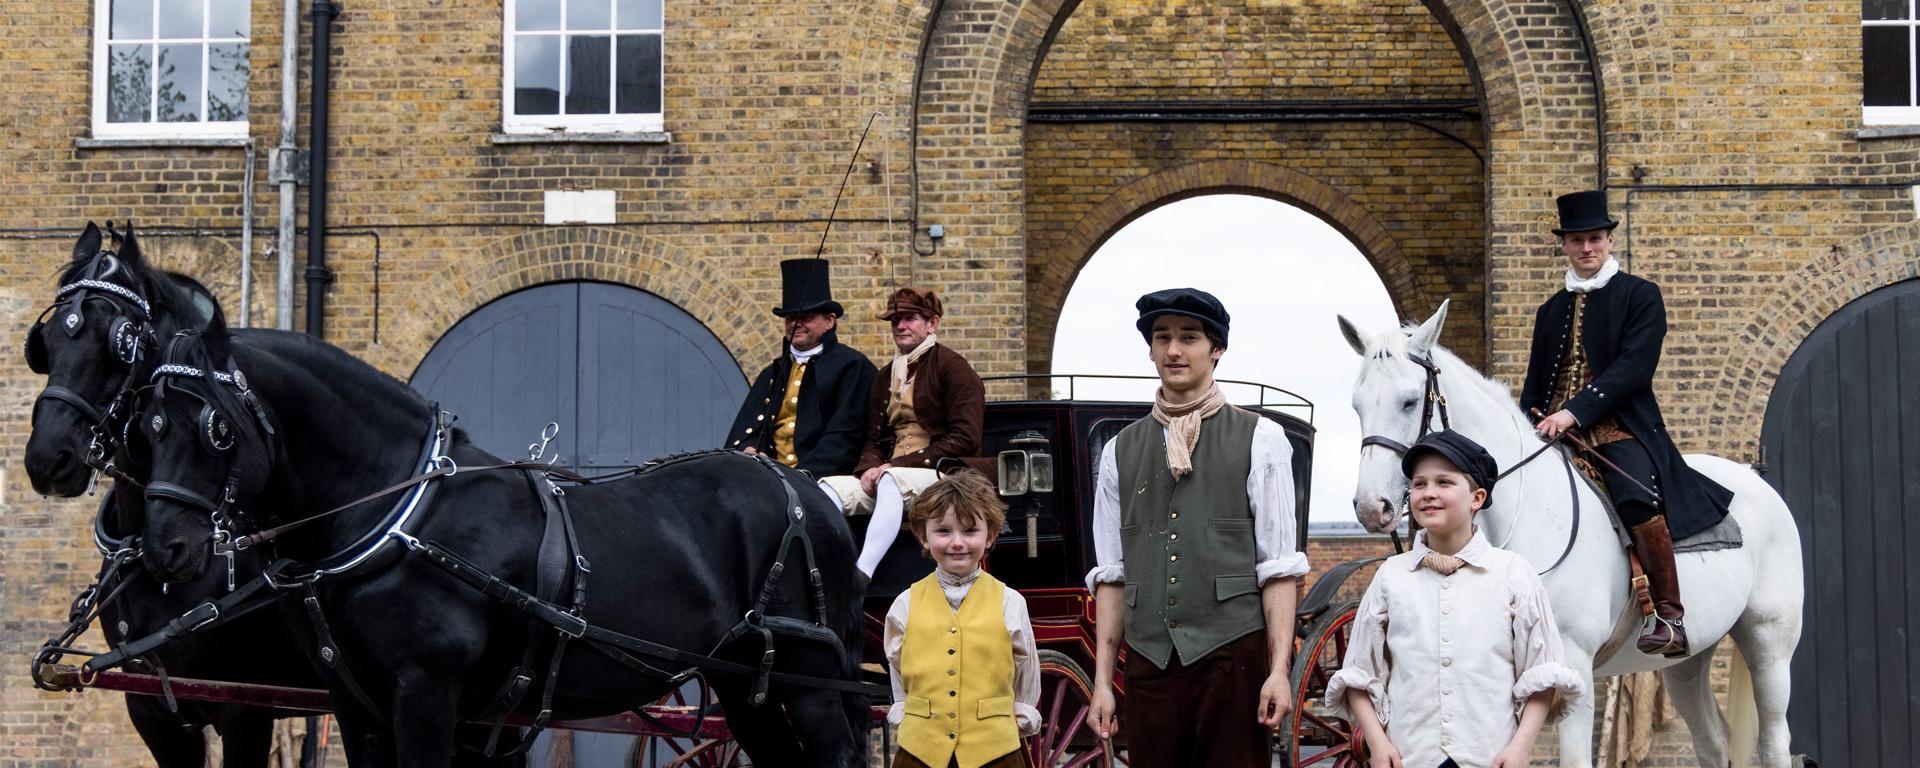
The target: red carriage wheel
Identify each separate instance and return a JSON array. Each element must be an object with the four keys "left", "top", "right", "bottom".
[
  {"left": 628, "top": 681, "right": 742, "bottom": 768},
  {"left": 1283, "top": 602, "right": 1367, "bottom": 768},
  {"left": 1025, "top": 649, "right": 1122, "bottom": 768}
]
